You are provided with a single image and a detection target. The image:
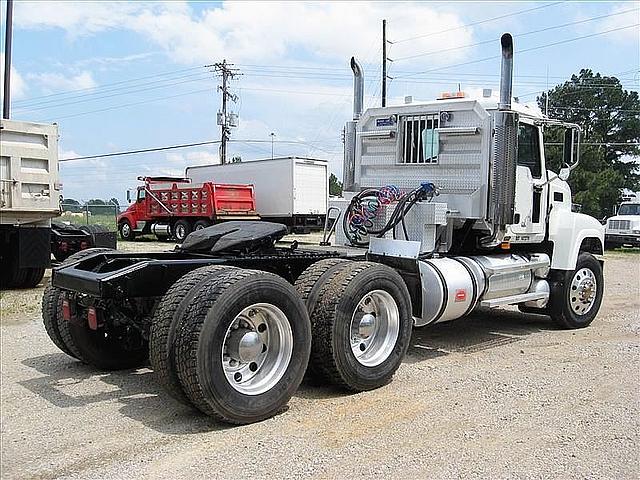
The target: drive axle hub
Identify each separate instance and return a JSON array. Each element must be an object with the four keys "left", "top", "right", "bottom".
[{"left": 227, "top": 329, "right": 262, "bottom": 363}]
